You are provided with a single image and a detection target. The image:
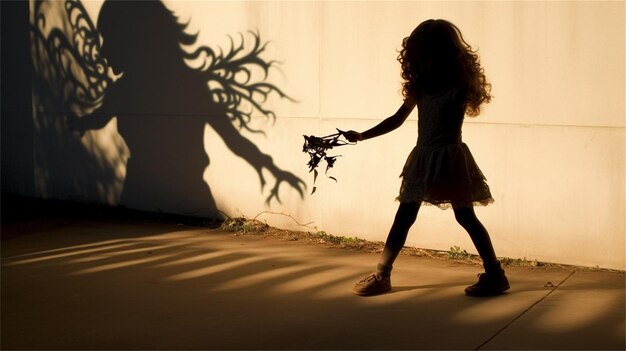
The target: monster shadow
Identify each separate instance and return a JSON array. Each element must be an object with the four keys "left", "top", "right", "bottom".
[{"left": 32, "top": 0, "right": 304, "bottom": 218}]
